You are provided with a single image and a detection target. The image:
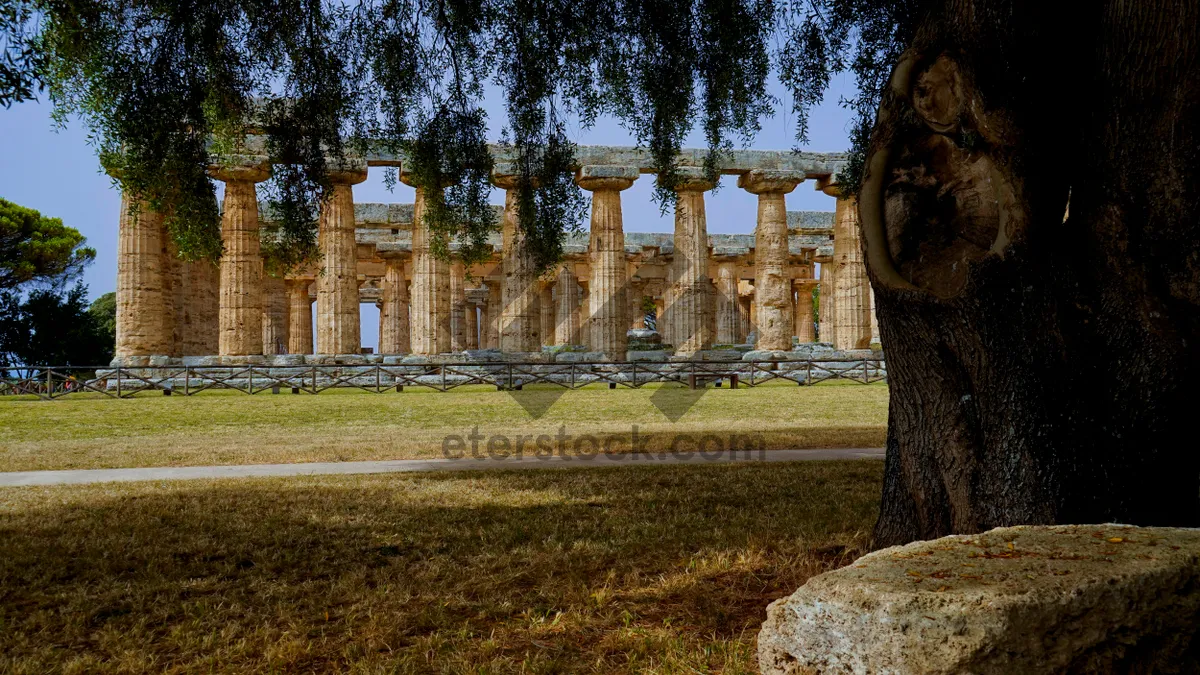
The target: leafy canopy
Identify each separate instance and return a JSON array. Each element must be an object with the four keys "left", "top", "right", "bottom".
[
  {"left": 0, "top": 283, "right": 114, "bottom": 368},
  {"left": 3, "top": 0, "right": 921, "bottom": 274},
  {"left": 0, "top": 197, "right": 95, "bottom": 290}
]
